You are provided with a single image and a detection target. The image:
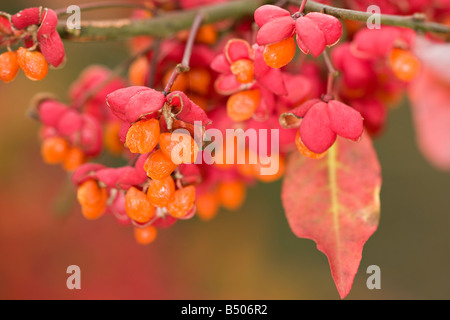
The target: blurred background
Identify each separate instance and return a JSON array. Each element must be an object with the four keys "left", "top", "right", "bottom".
[{"left": 1, "top": 0, "right": 450, "bottom": 300}]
